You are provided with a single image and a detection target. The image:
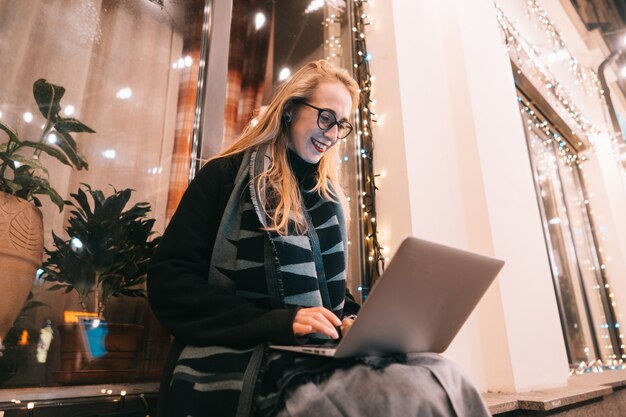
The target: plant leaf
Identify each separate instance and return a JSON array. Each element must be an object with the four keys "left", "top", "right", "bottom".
[
  {"left": 22, "top": 300, "right": 47, "bottom": 311},
  {"left": 55, "top": 118, "right": 96, "bottom": 134},
  {"left": 33, "top": 78, "right": 65, "bottom": 122},
  {"left": 12, "top": 173, "right": 64, "bottom": 211},
  {"left": 0, "top": 121, "right": 19, "bottom": 143},
  {"left": 9, "top": 154, "right": 49, "bottom": 176},
  {"left": 55, "top": 131, "right": 88, "bottom": 170},
  {"left": 70, "top": 187, "right": 93, "bottom": 218},
  {"left": 38, "top": 185, "right": 65, "bottom": 211},
  {"left": 47, "top": 284, "right": 68, "bottom": 291},
  {"left": 100, "top": 188, "right": 132, "bottom": 221},
  {"left": 41, "top": 184, "right": 161, "bottom": 311},
  {"left": 120, "top": 288, "right": 146, "bottom": 298},
  {"left": 20, "top": 141, "right": 71, "bottom": 166}
]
